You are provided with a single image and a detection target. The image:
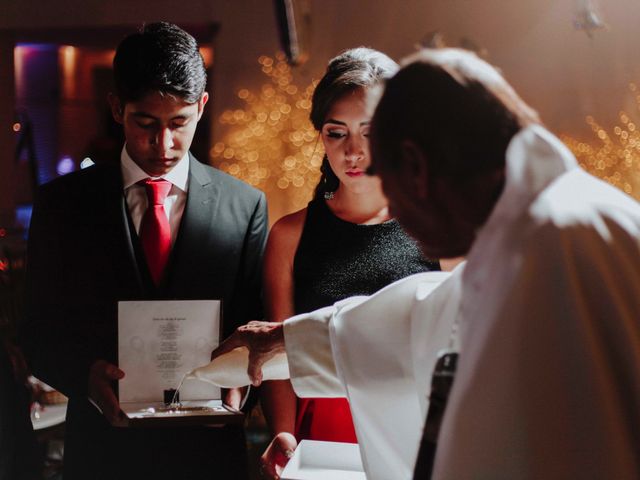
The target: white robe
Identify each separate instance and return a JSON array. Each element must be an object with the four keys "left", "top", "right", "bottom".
[
  {"left": 433, "top": 125, "right": 640, "bottom": 479},
  {"left": 285, "top": 270, "right": 462, "bottom": 480},
  {"left": 283, "top": 125, "right": 640, "bottom": 479}
]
